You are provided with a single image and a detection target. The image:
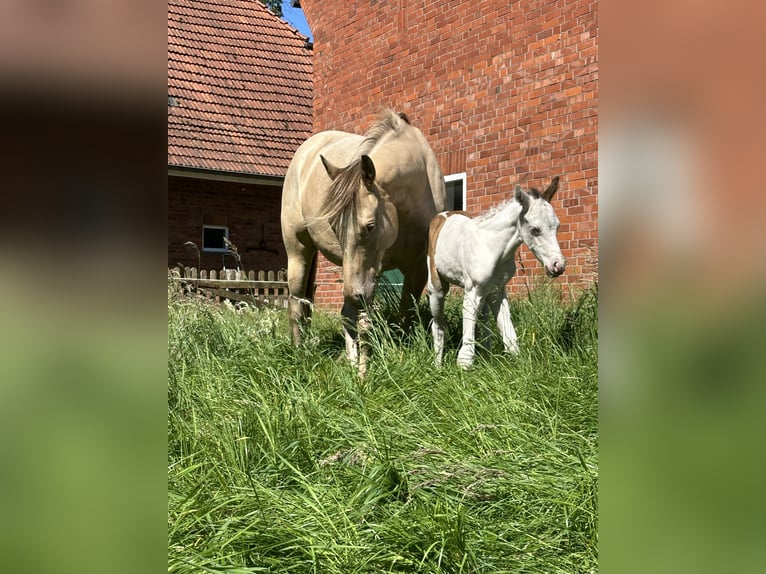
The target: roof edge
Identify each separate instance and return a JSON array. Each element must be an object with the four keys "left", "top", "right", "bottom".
[{"left": 168, "top": 166, "right": 284, "bottom": 187}]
